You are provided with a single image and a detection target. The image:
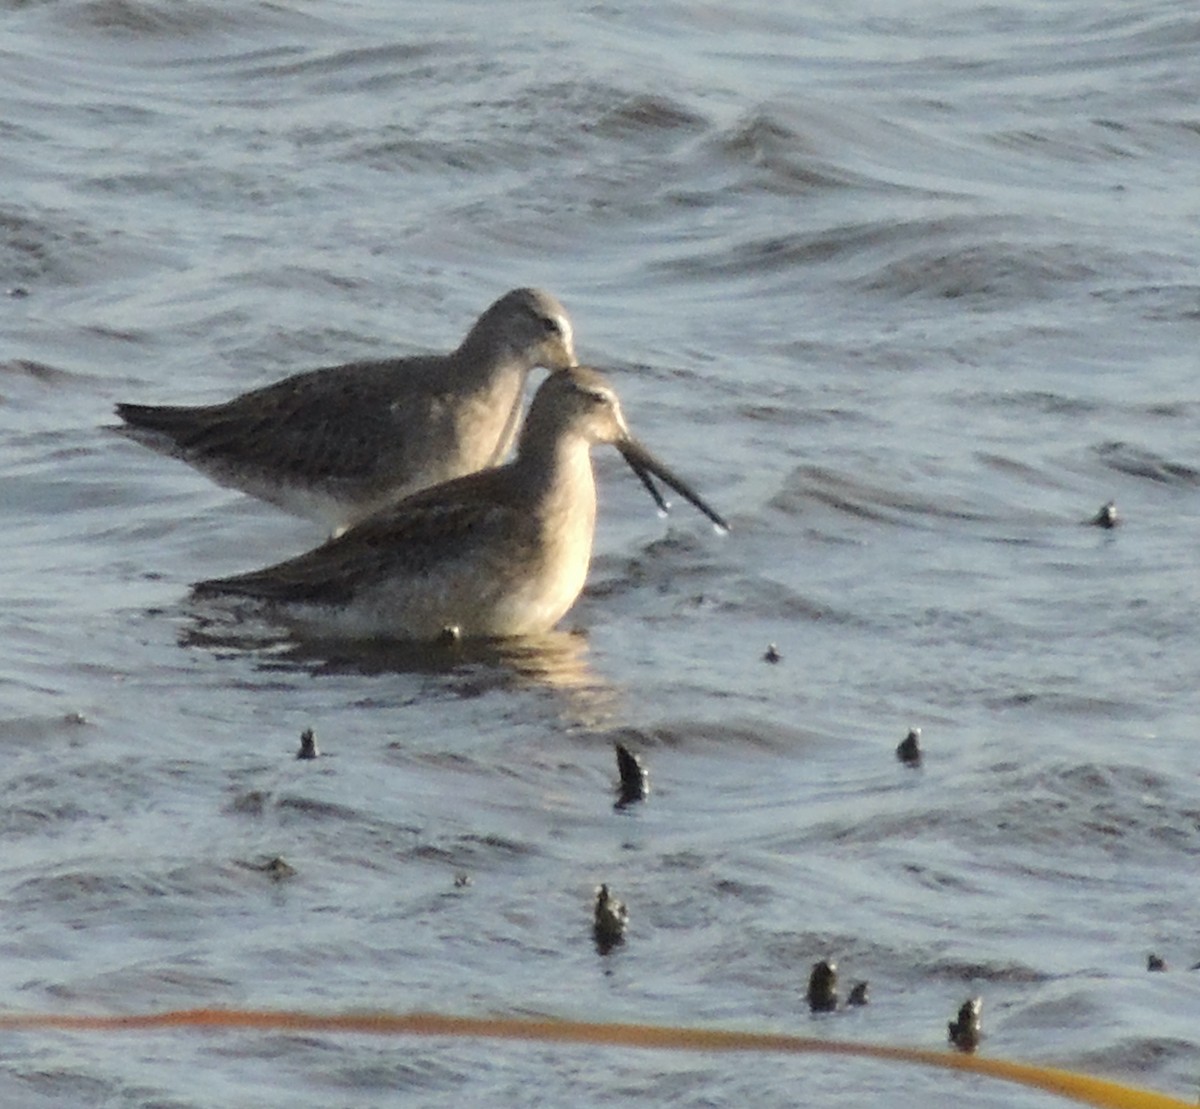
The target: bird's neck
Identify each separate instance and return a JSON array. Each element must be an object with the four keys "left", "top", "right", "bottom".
[
  {"left": 513, "top": 434, "right": 598, "bottom": 541},
  {"left": 452, "top": 329, "right": 526, "bottom": 381}
]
